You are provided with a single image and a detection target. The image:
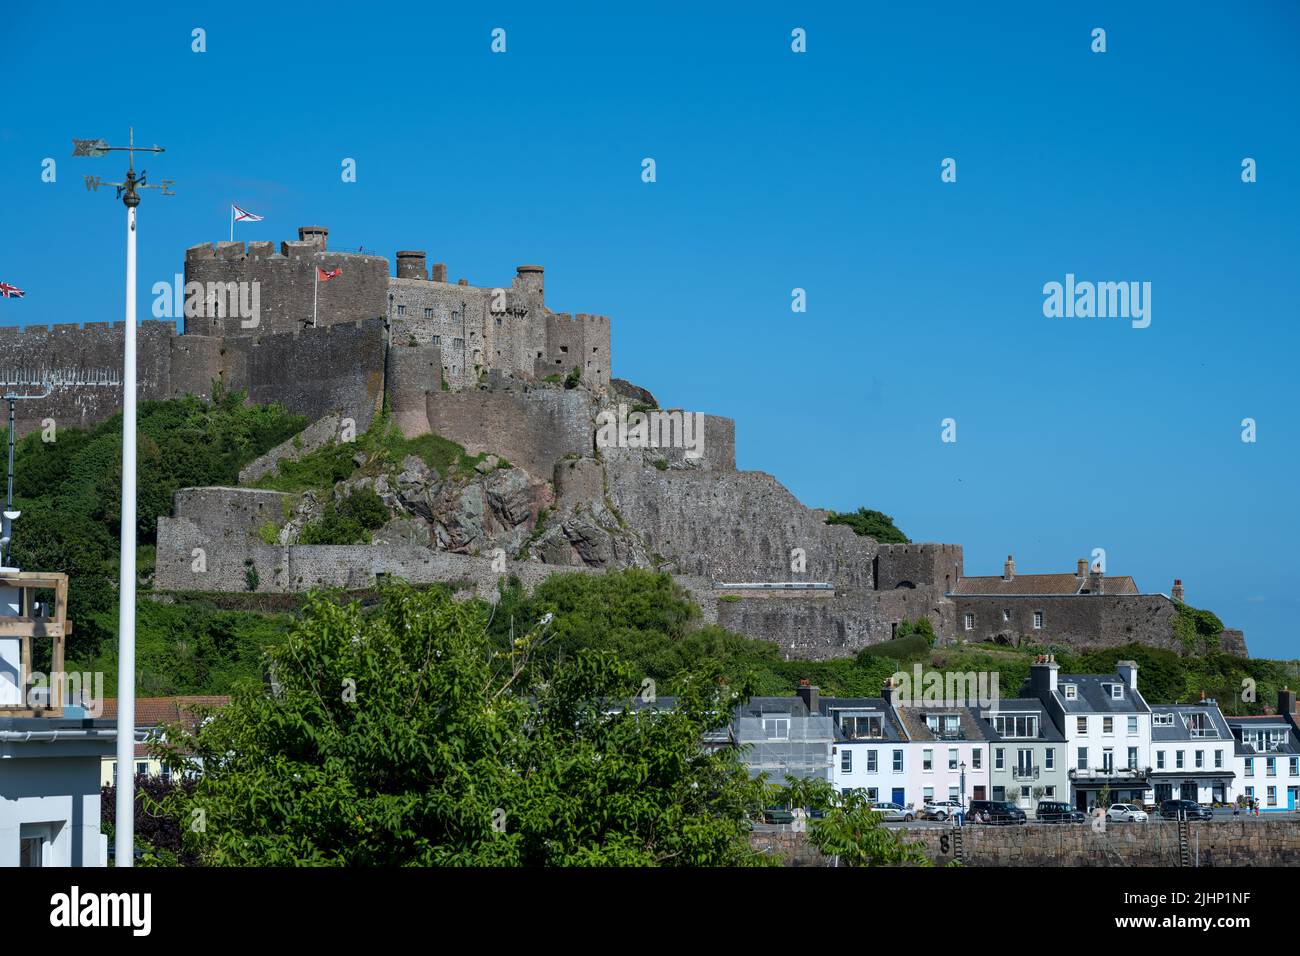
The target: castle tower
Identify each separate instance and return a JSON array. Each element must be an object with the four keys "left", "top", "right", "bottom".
[
  {"left": 298, "top": 226, "right": 328, "bottom": 250},
  {"left": 396, "top": 251, "right": 428, "bottom": 281}
]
